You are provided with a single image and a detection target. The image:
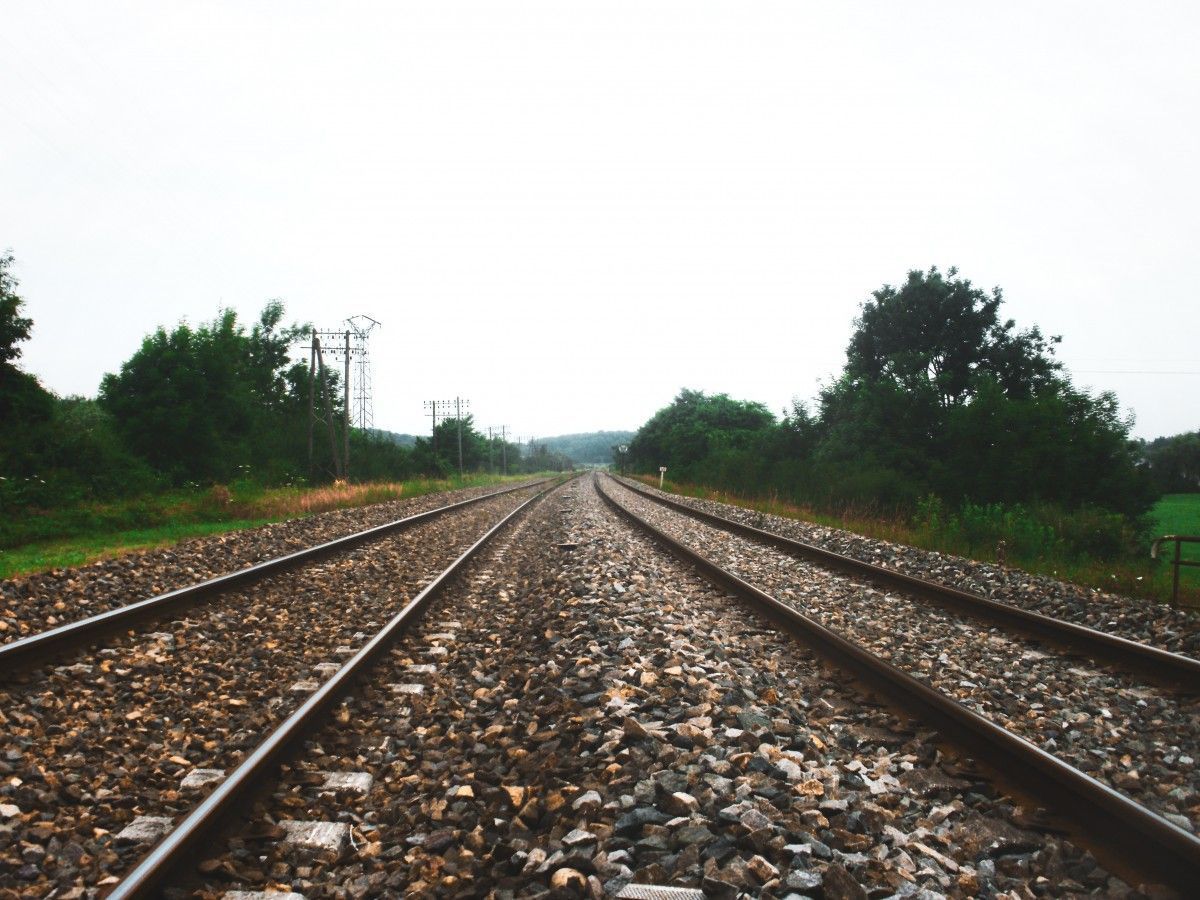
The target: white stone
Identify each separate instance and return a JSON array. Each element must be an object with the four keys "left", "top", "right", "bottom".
[
  {"left": 314, "top": 662, "right": 341, "bottom": 676},
  {"left": 616, "top": 887, "right": 705, "bottom": 899},
  {"left": 321, "top": 771, "right": 373, "bottom": 793},
  {"left": 280, "top": 820, "right": 350, "bottom": 853},
  {"left": 180, "top": 768, "right": 225, "bottom": 790},
  {"left": 391, "top": 683, "right": 425, "bottom": 695},
  {"left": 426, "top": 633, "right": 456, "bottom": 642},
  {"left": 406, "top": 664, "right": 437, "bottom": 674},
  {"left": 223, "top": 892, "right": 306, "bottom": 900},
  {"left": 562, "top": 828, "right": 598, "bottom": 847},
  {"left": 116, "top": 816, "right": 173, "bottom": 844},
  {"left": 290, "top": 680, "right": 319, "bottom": 693}
]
